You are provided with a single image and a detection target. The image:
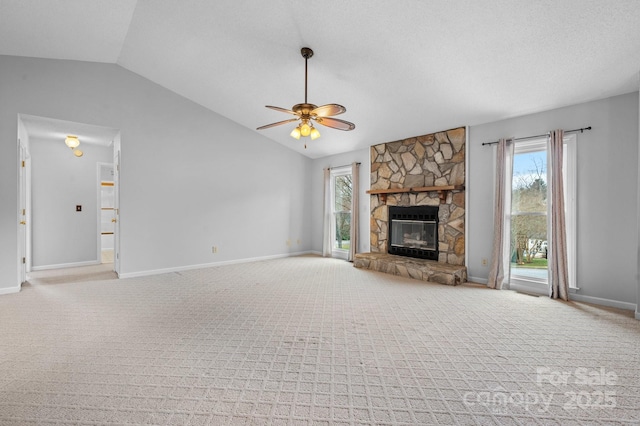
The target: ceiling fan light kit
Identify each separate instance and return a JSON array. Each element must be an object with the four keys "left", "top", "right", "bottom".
[{"left": 257, "top": 47, "right": 355, "bottom": 148}]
